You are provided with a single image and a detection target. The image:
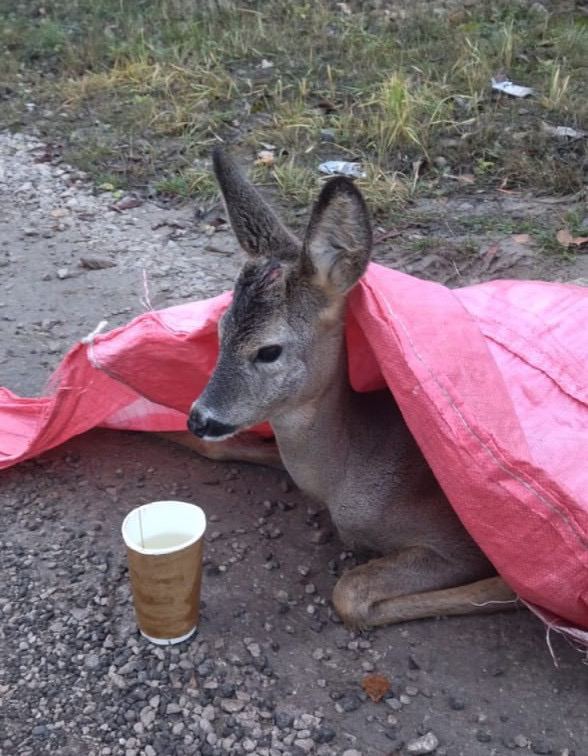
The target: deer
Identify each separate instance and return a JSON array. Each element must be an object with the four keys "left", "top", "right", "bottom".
[{"left": 184, "top": 149, "right": 514, "bottom": 629}]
